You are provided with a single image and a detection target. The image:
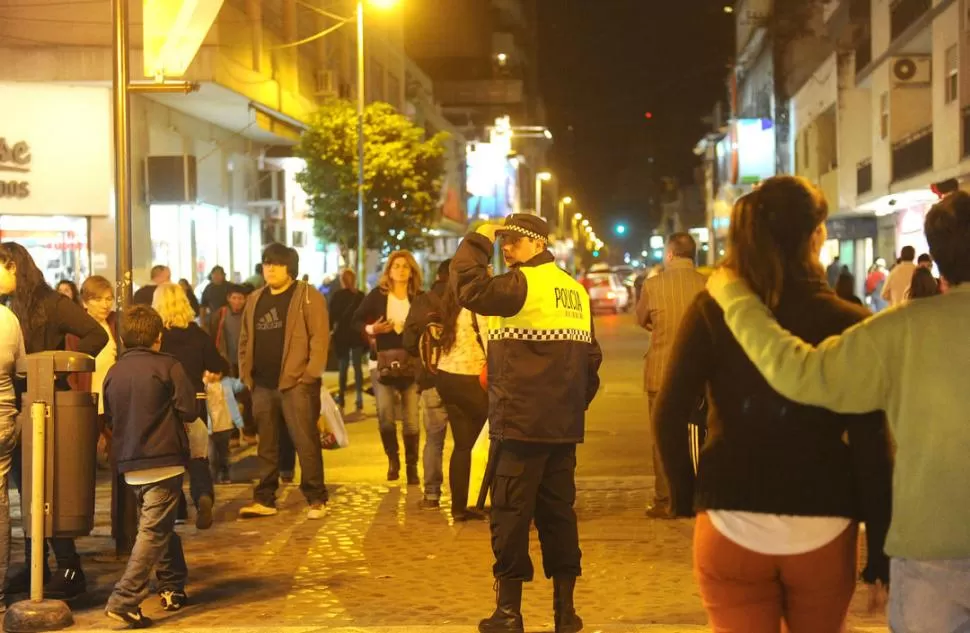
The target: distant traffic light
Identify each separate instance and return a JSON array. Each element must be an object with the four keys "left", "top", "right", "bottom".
[
  {"left": 592, "top": 250, "right": 600, "bottom": 258},
  {"left": 614, "top": 223, "right": 627, "bottom": 236},
  {"left": 644, "top": 112, "right": 653, "bottom": 120}
]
